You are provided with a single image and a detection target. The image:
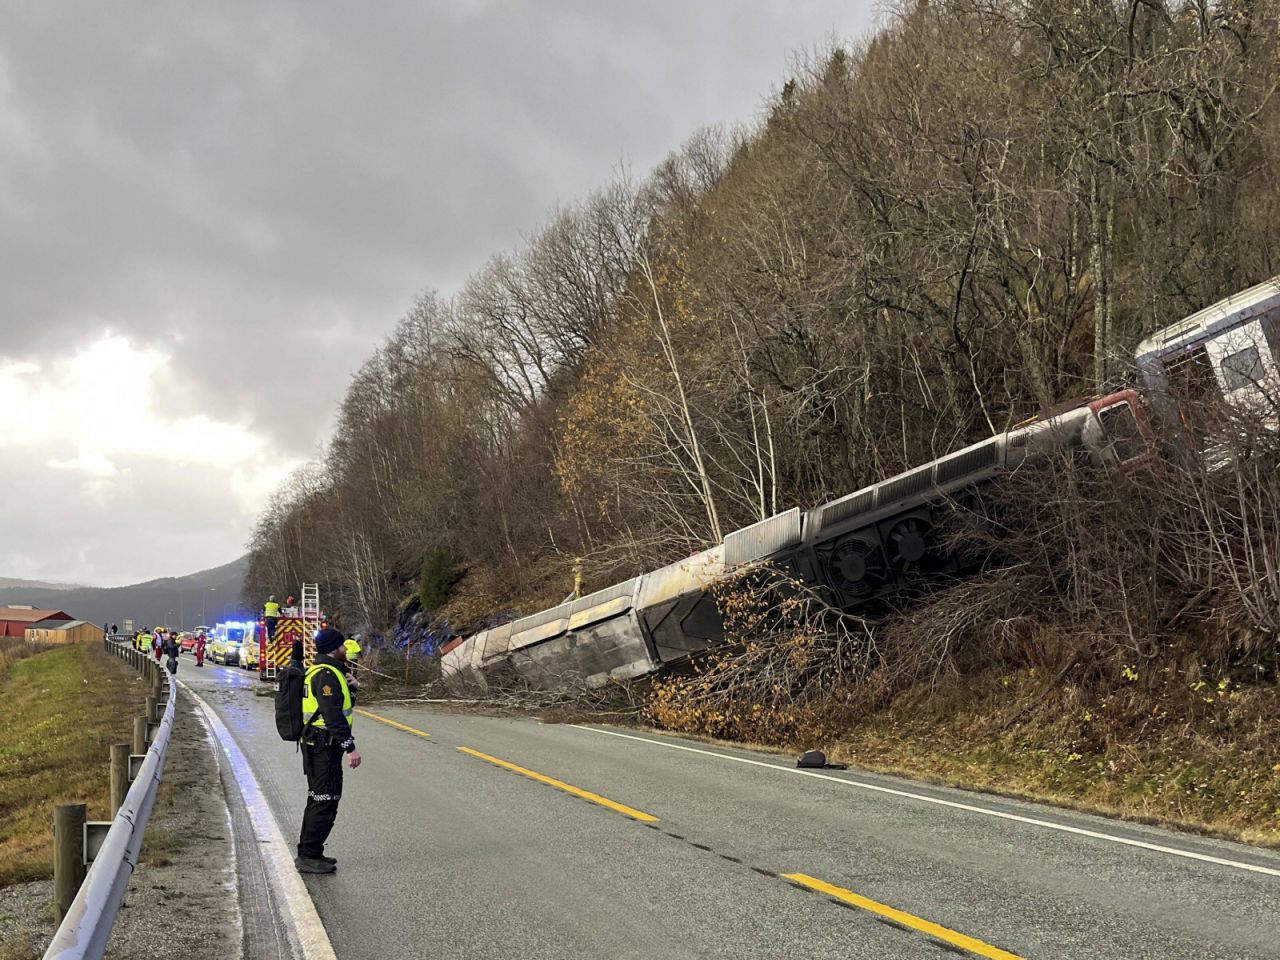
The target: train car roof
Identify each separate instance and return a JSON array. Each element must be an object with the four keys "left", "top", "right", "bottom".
[{"left": 1135, "top": 276, "right": 1280, "bottom": 360}]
